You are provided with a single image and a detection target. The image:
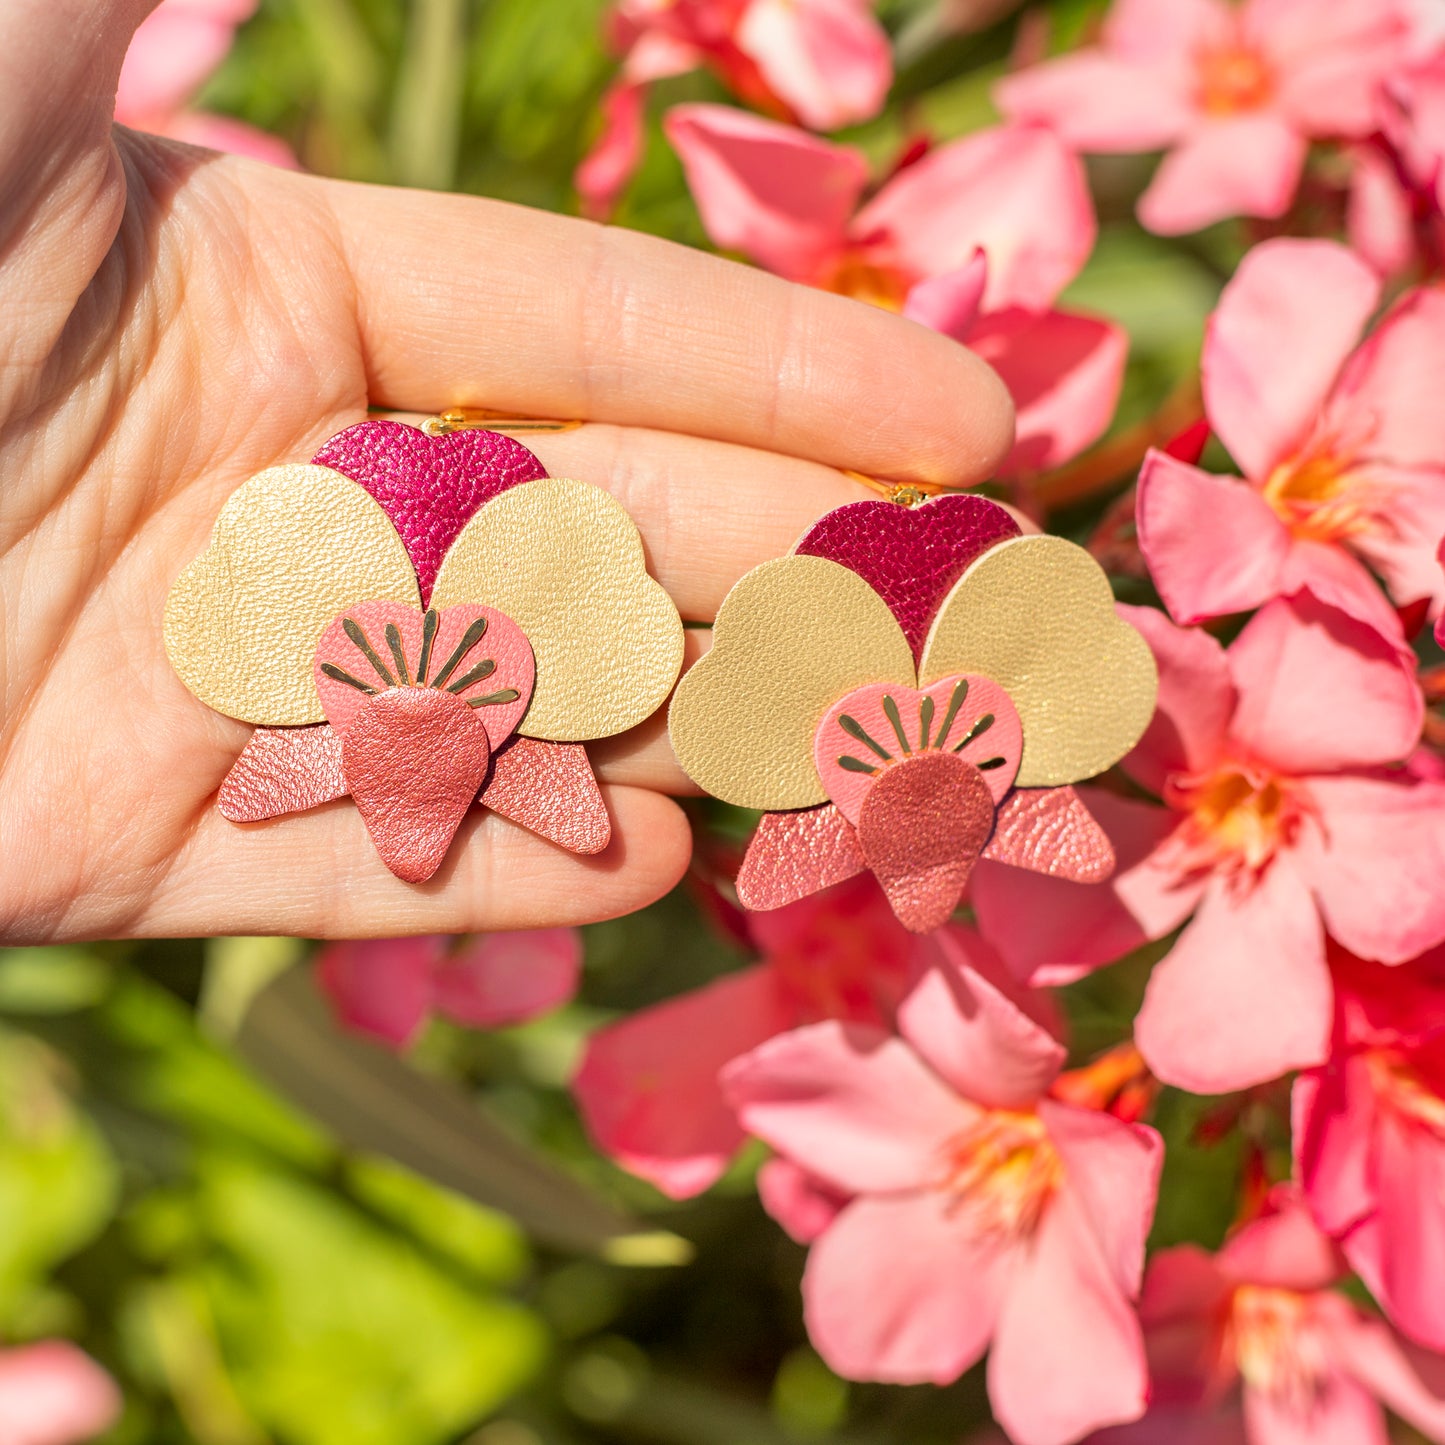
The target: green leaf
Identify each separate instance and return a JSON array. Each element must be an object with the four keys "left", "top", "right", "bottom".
[{"left": 0, "top": 947, "right": 109, "bottom": 1014}]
